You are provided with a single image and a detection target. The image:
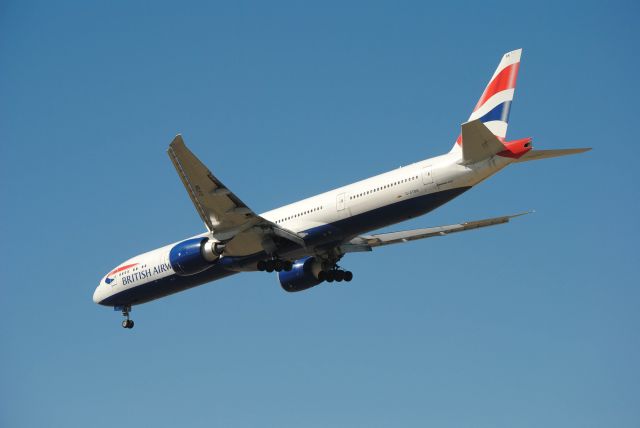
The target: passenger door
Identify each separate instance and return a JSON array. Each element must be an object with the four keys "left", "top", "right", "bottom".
[
  {"left": 422, "top": 166, "right": 434, "bottom": 185},
  {"left": 336, "top": 193, "right": 346, "bottom": 211}
]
